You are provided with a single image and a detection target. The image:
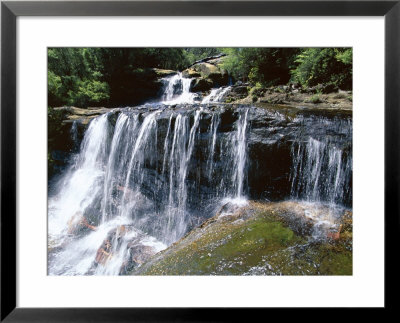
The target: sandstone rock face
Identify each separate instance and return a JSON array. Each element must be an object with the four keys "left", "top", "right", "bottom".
[
  {"left": 185, "top": 60, "right": 230, "bottom": 92},
  {"left": 192, "top": 62, "right": 220, "bottom": 78},
  {"left": 134, "top": 201, "right": 352, "bottom": 275},
  {"left": 54, "top": 106, "right": 111, "bottom": 125},
  {"left": 181, "top": 68, "right": 201, "bottom": 78},
  {"left": 152, "top": 68, "right": 177, "bottom": 77}
]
